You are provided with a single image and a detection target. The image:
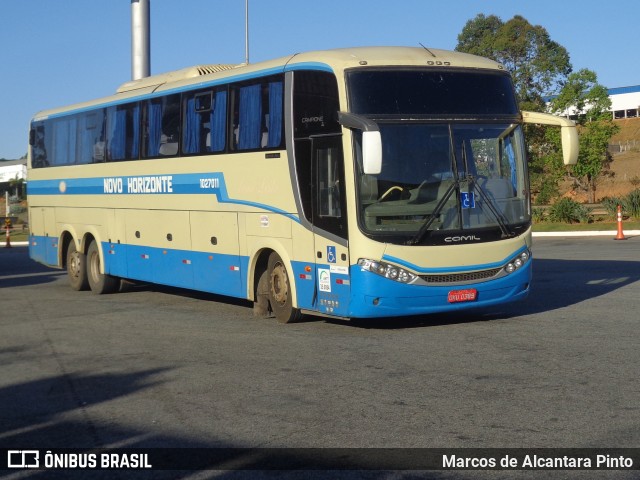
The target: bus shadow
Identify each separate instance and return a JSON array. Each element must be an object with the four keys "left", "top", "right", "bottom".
[
  {"left": 0, "top": 369, "right": 456, "bottom": 478},
  {"left": 333, "top": 258, "right": 640, "bottom": 330}
]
